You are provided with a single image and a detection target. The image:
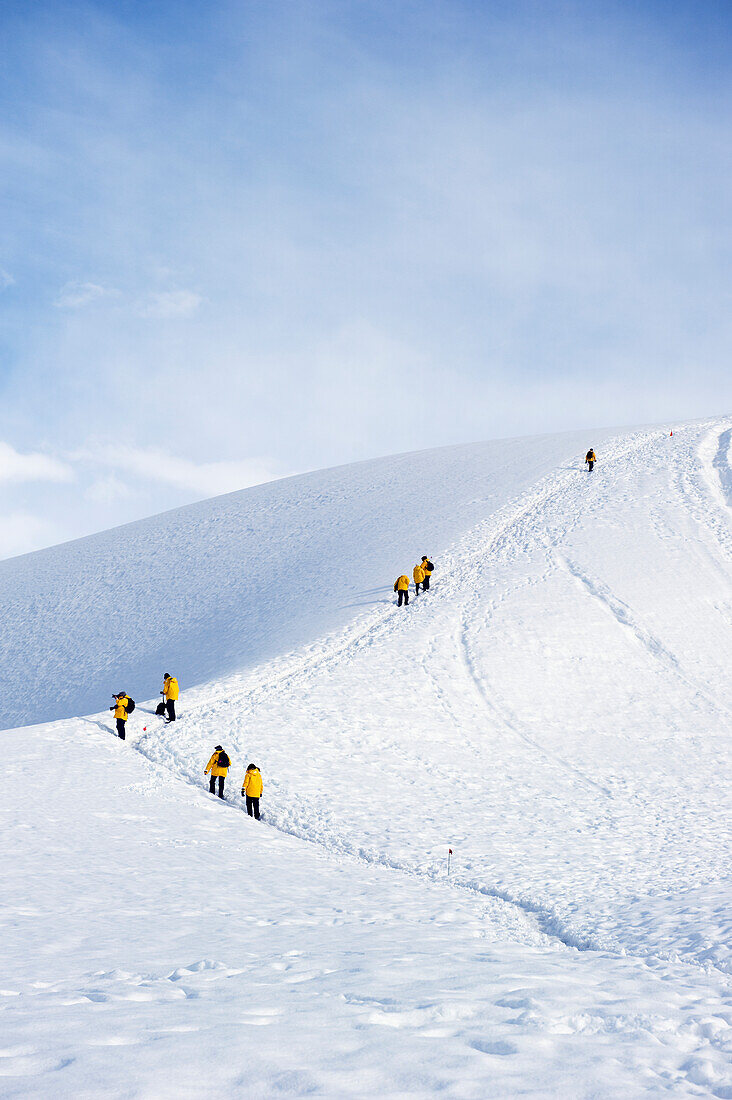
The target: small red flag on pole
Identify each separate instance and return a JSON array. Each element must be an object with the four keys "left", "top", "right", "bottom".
[{"left": 447, "top": 848, "right": 452, "bottom": 875}]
